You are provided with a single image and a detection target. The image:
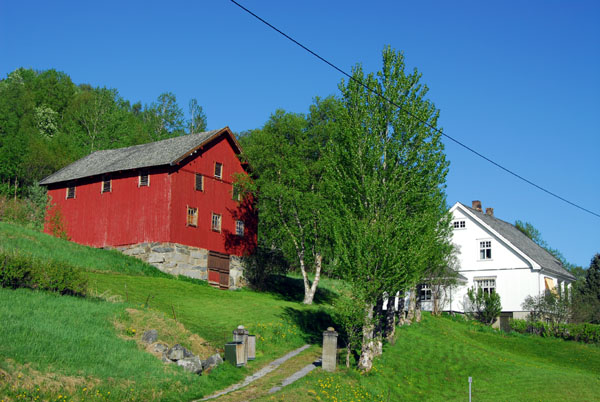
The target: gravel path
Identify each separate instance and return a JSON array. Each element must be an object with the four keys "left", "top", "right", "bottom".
[{"left": 197, "top": 344, "right": 311, "bottom": 401}]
